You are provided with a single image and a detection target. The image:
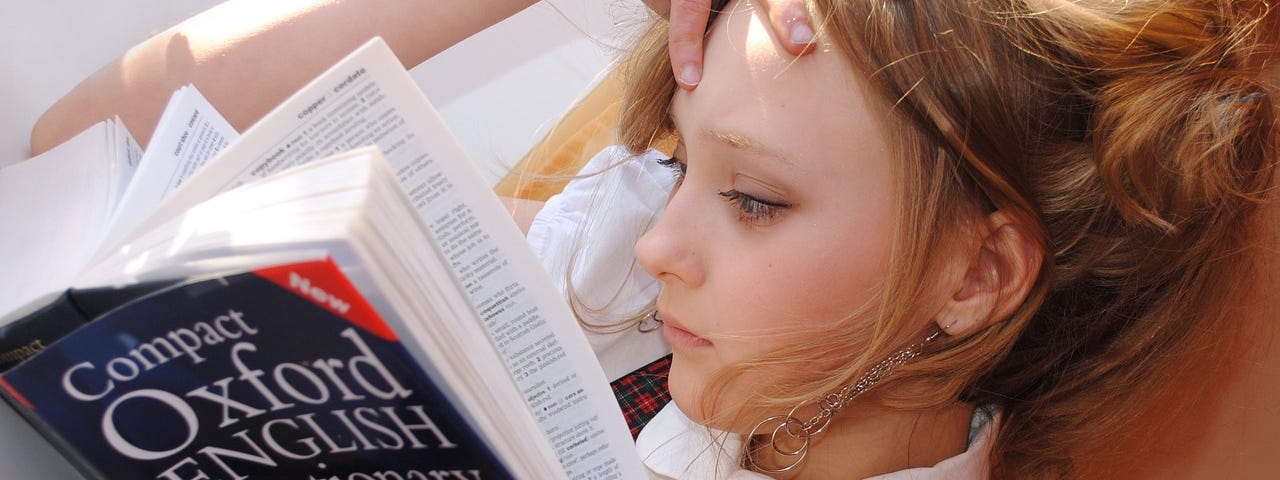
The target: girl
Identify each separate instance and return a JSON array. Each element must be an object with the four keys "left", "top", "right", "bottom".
[
  {"left": 31, "top": 0, "right": 1280, "bottom": 477},
  {"left": 546, "top": 0, "right": 1278, "bottom": 477}
]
